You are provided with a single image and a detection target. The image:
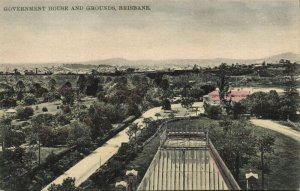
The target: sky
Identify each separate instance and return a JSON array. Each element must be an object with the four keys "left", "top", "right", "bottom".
[{"left": 0, "top": 0, "right": 299, "bottom": 63}]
